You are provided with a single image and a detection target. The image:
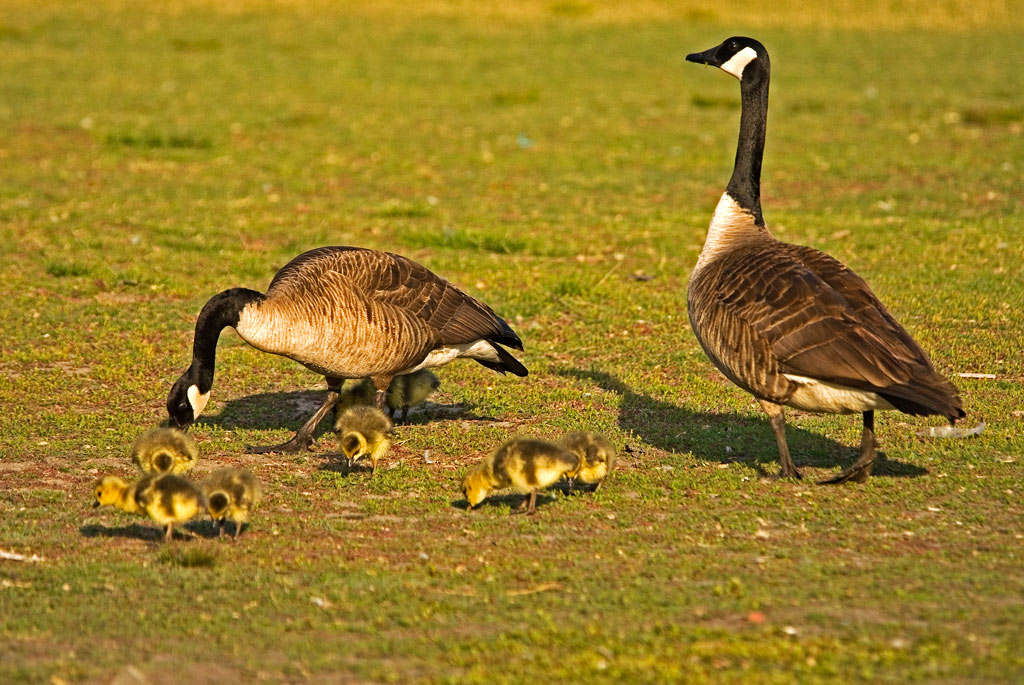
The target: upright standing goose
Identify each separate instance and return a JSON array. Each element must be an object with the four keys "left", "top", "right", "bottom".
[
  {"left": 685, "top": 37, "right": 964, "bottom": 483},
  {"left": 167, "top": 246, "right": 528, "bottom": 453}
]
